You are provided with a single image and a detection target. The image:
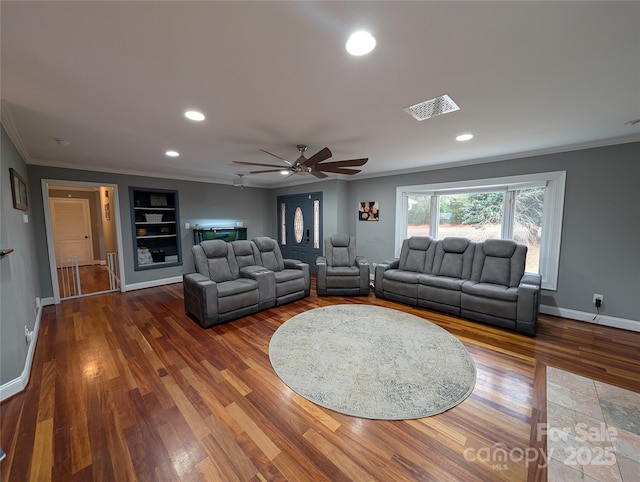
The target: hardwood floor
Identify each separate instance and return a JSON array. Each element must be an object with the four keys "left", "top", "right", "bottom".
[
  {"left": 2, "top": 280, "right": 639, "bottom": 481},
  {"left": 57, "top": 264, "right": 114, "bottom": 298}
]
